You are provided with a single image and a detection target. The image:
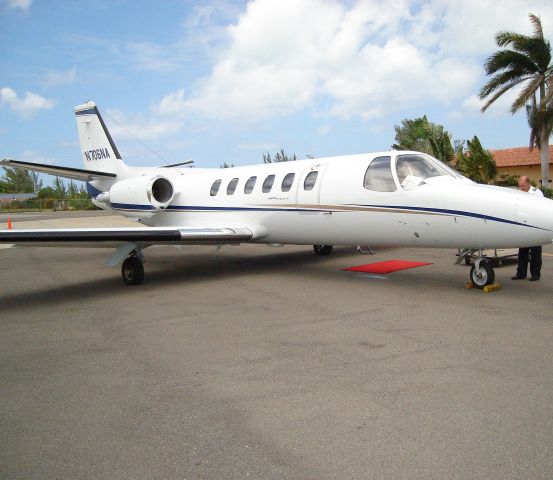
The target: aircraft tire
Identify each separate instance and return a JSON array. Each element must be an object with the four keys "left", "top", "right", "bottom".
[
  {"left": 470, "top": 260, "right": 494, "bottom": 289},
  {"left": 122, "top": 255, "right": 145, "bottom": 285},
  {"left": 313, "top": 244, "right": 333, "bottom": 256}
]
